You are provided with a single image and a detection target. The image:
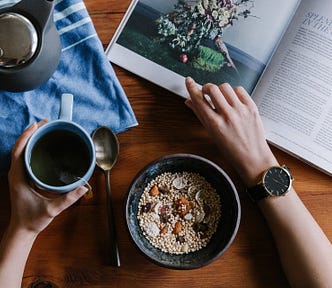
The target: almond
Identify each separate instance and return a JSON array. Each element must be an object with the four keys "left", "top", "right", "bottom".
[
  {"left": 177, "top": 197, "right": 191, "bottom": 217},
  {"left": 172, "top": 221, "right": 182, "bottom": 234},
  {"left": 179, "top": 205, "right": 191, "bottom": 217},
  {"left": 178, "top": 197, "right": 190, "bottom": 206},
  {"left": 149, "top": 185, "right": 160, "bottom": 197}
]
